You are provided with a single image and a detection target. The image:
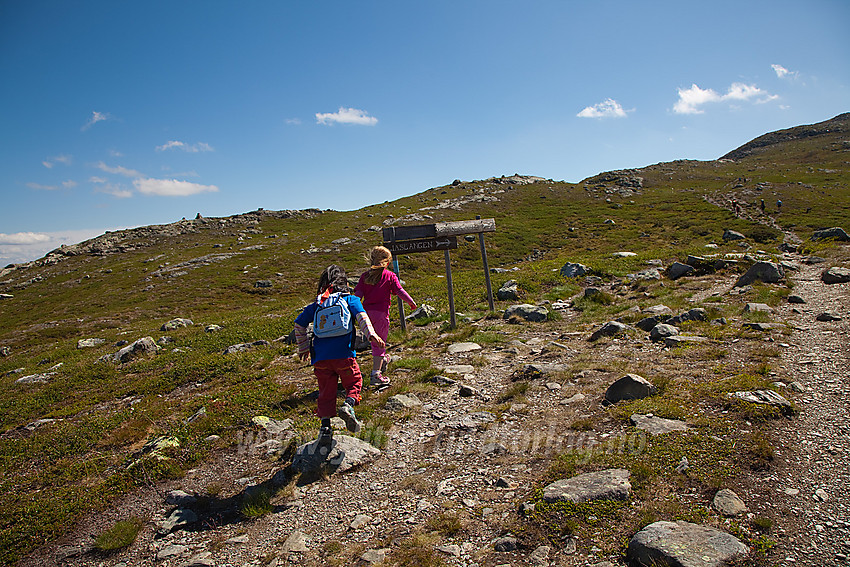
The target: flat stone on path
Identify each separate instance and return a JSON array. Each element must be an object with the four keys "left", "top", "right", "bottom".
[
  {"left": 816, "top": 311, "right": 842, "bottom": 321},
  {"left": 291, "top": 434, "right": 381, "bottom": 475},
  {"left": 744, "top": 302, "right": 773, "bottom": 313},
  {"left": 281, "top": 530, "right": 308, "bottom": 553},
  {"left": 543, "top": 468, "right": 631, "bottom": 503},
  {"left": 447, "top": 342, "right": 482, "bottom": 354},
  {"left": 386, "top": 393, "right": 422, "bottom": 410},
  {"left": 442, "top": 364, "right": 475, "bottom": 374},
  {"left": 664, "top": 335, "right": 708, "bottom": 348},
  {"left": 628, "top": 520, "right": 748, "bottom": 567},
  {"left": 630, "top": 414, "right": 689, "bottom": 436}
]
